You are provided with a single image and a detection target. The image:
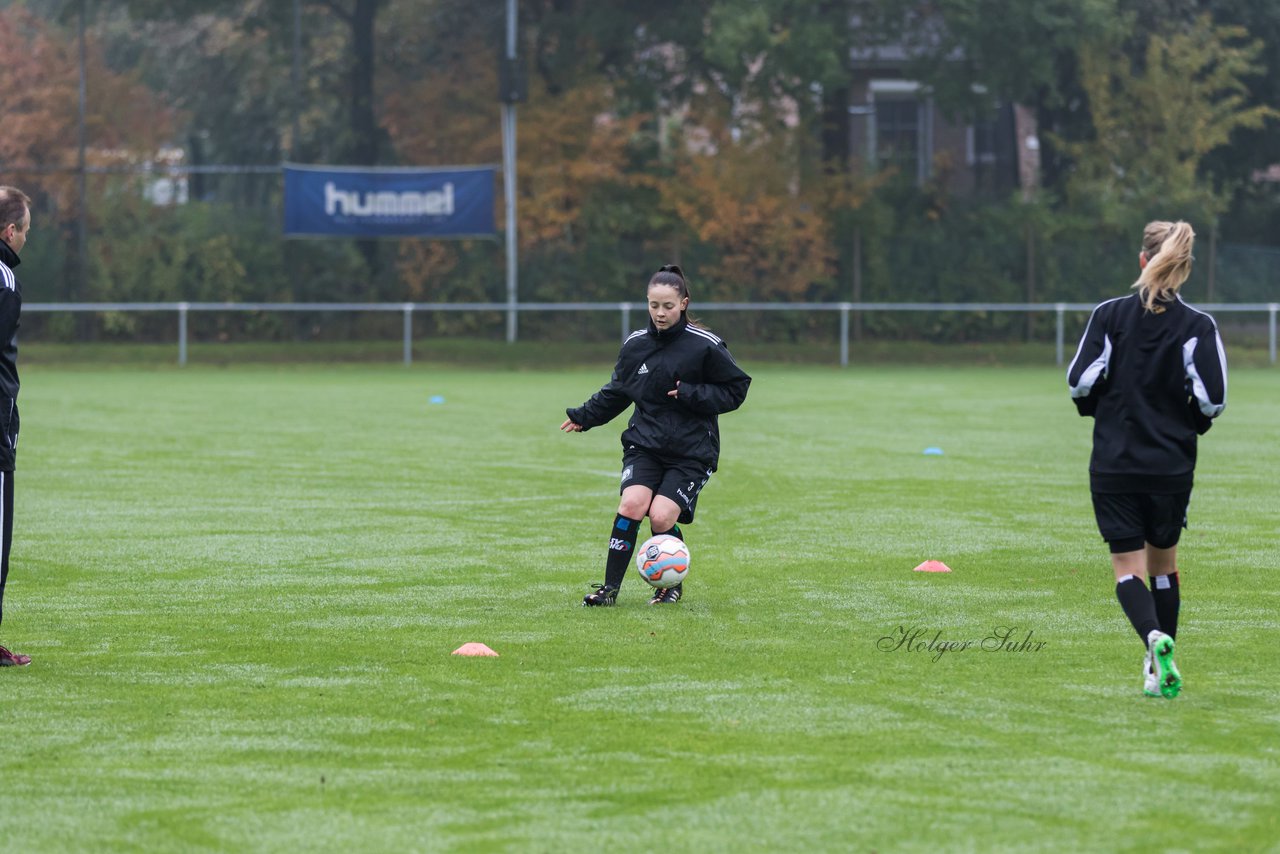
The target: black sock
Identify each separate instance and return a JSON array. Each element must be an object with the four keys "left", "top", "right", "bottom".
[
  {"left": 652, "top": 523, "right": 683, "bottom": 541},
  {"left": 1150, "top": 572, "right": 1180, "bottom": 641},
  {"left": 1116, "top": 575, "right": 1161, "bottom": 643},
  {"left": 604, "top": 514, "right": 641, "bottom": 589}
]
